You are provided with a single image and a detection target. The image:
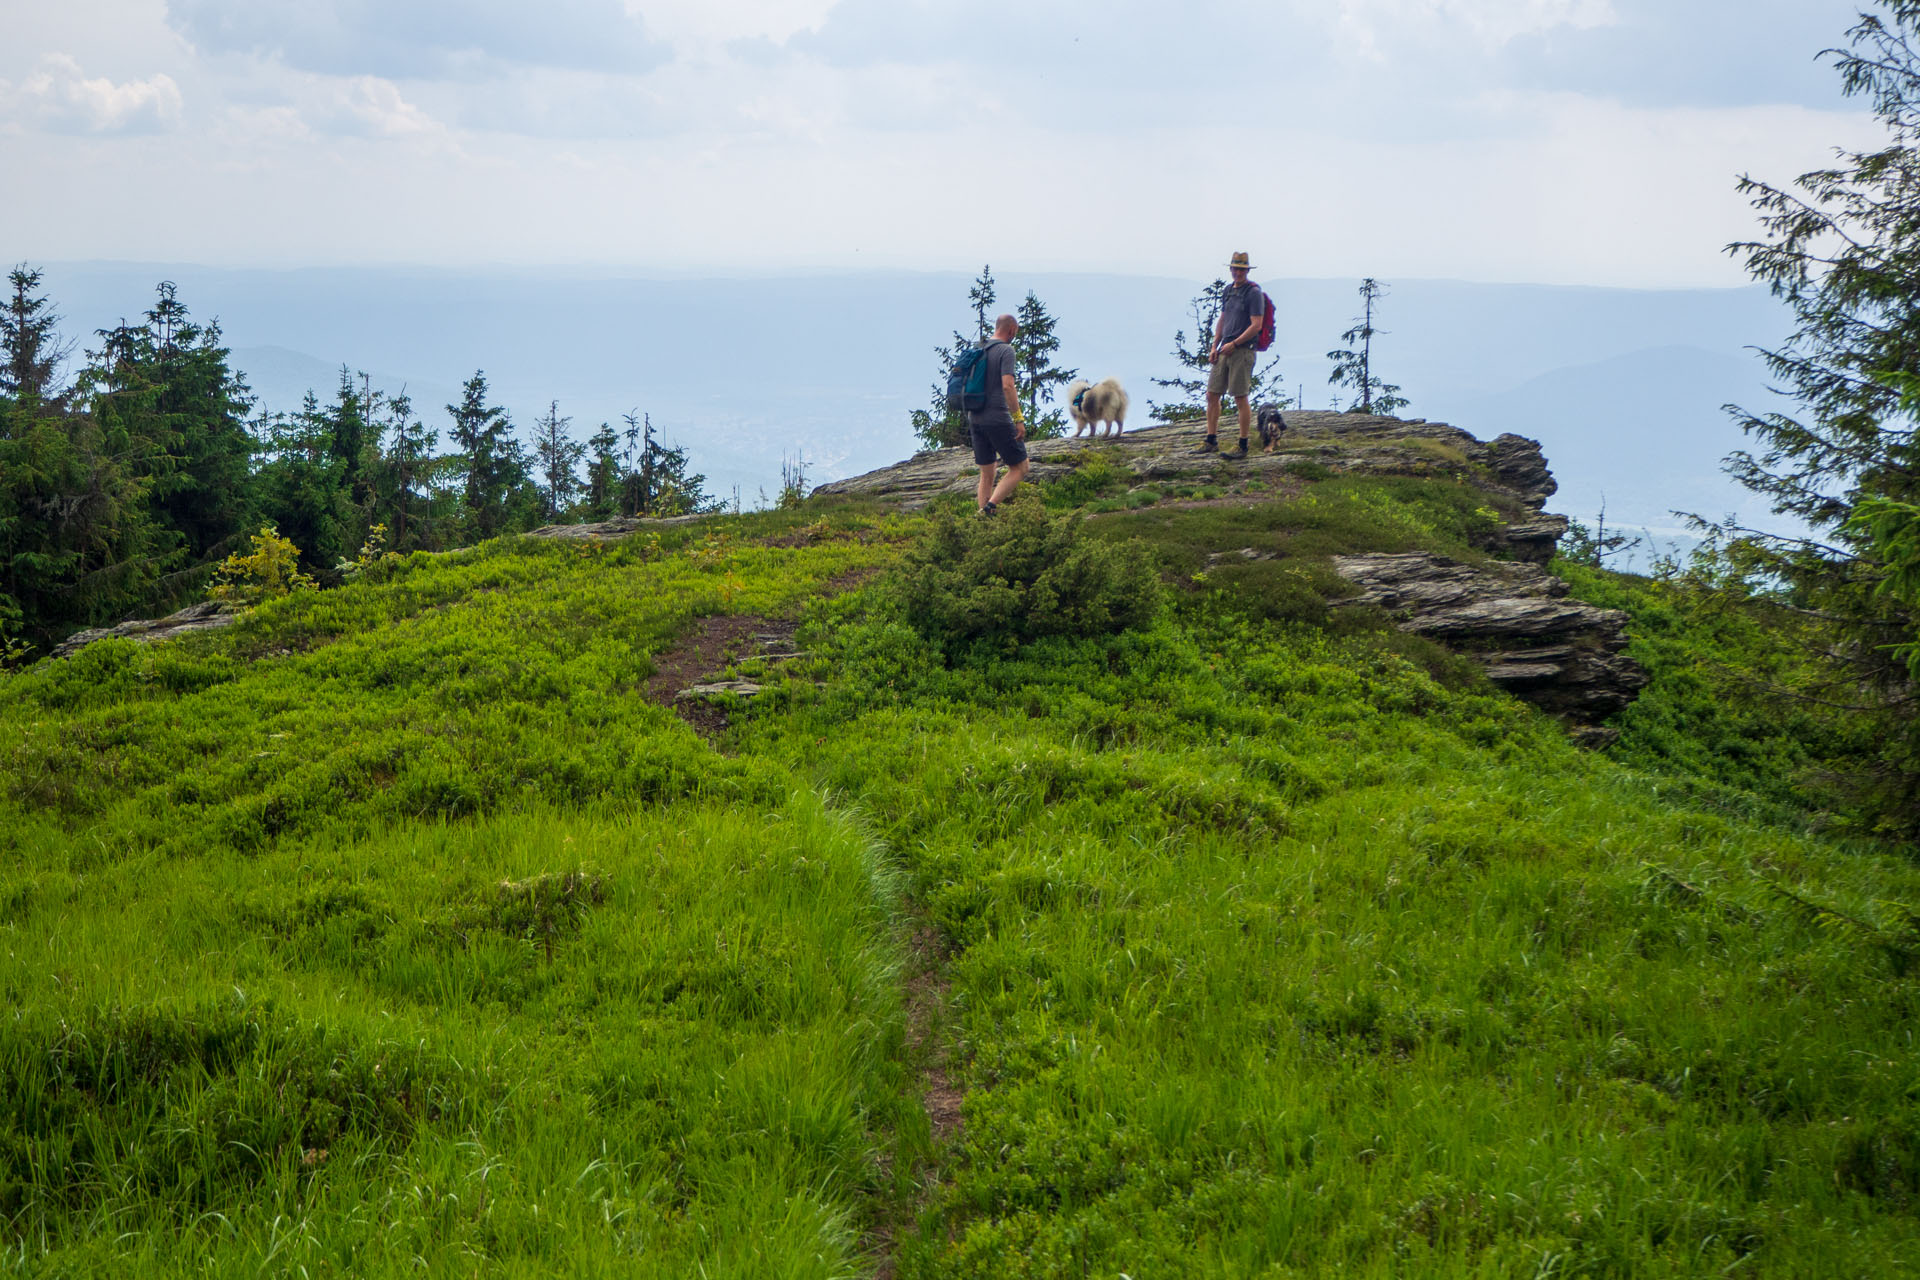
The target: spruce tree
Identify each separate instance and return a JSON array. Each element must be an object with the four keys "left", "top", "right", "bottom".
[
  {"left": 1326, "top": 279, "right": 1409, "bottom": 416},
  {"left": 532, "top": 400, "right": 586, "bottom": 522},
  {"left": 372, "top": 391, "right": 437, "bottom": 551},
  {"left": 447, "top": 371, "right": 522, "bottom": 540},
  {"left": 584, "top": 422, "right": 621, "bottom": 520},
  {"left": 911, "top": 265, "right": 1018, "bottom": 450},
  {"left": 1, "top": 266, "right": 73, "bottom": 409},
  {"left": 968, "top": 264, "right": 997, "bottom": 337},
  {"left": 0, "top": 276, "right": 156, "bottom": 652},
  {"left": 85, "top": 283, "right": 258, "bottom": 577},
  {"left": 1012, "top": 290, "right": 1076, "bottom": 440},
  {"left": 614, "top": 410, "right": 712, "bottom": 517},
  {"left": 1715, "top": 0, "right": 1920, "bottom": 829},
  {"left": 909, "top": 333, "right": 975, "bottom": 451},
  {"left": 253, "top": 392, "right": 352, "bottom": 577}
]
